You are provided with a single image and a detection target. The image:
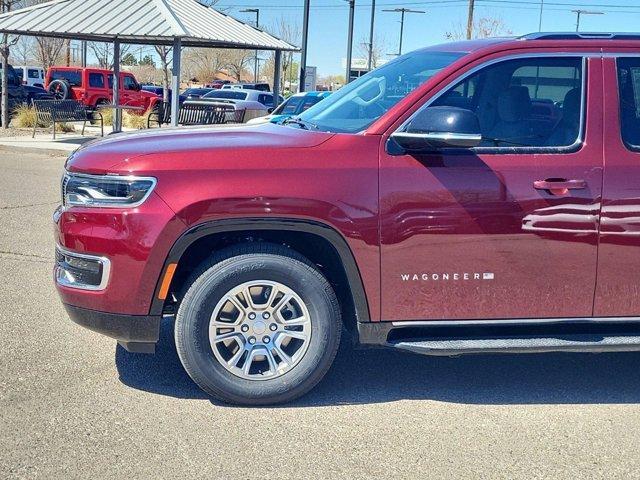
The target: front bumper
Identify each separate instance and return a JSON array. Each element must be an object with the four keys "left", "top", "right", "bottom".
[{"left": 65, "top": 304, "right": 161, "bottom": 353}]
